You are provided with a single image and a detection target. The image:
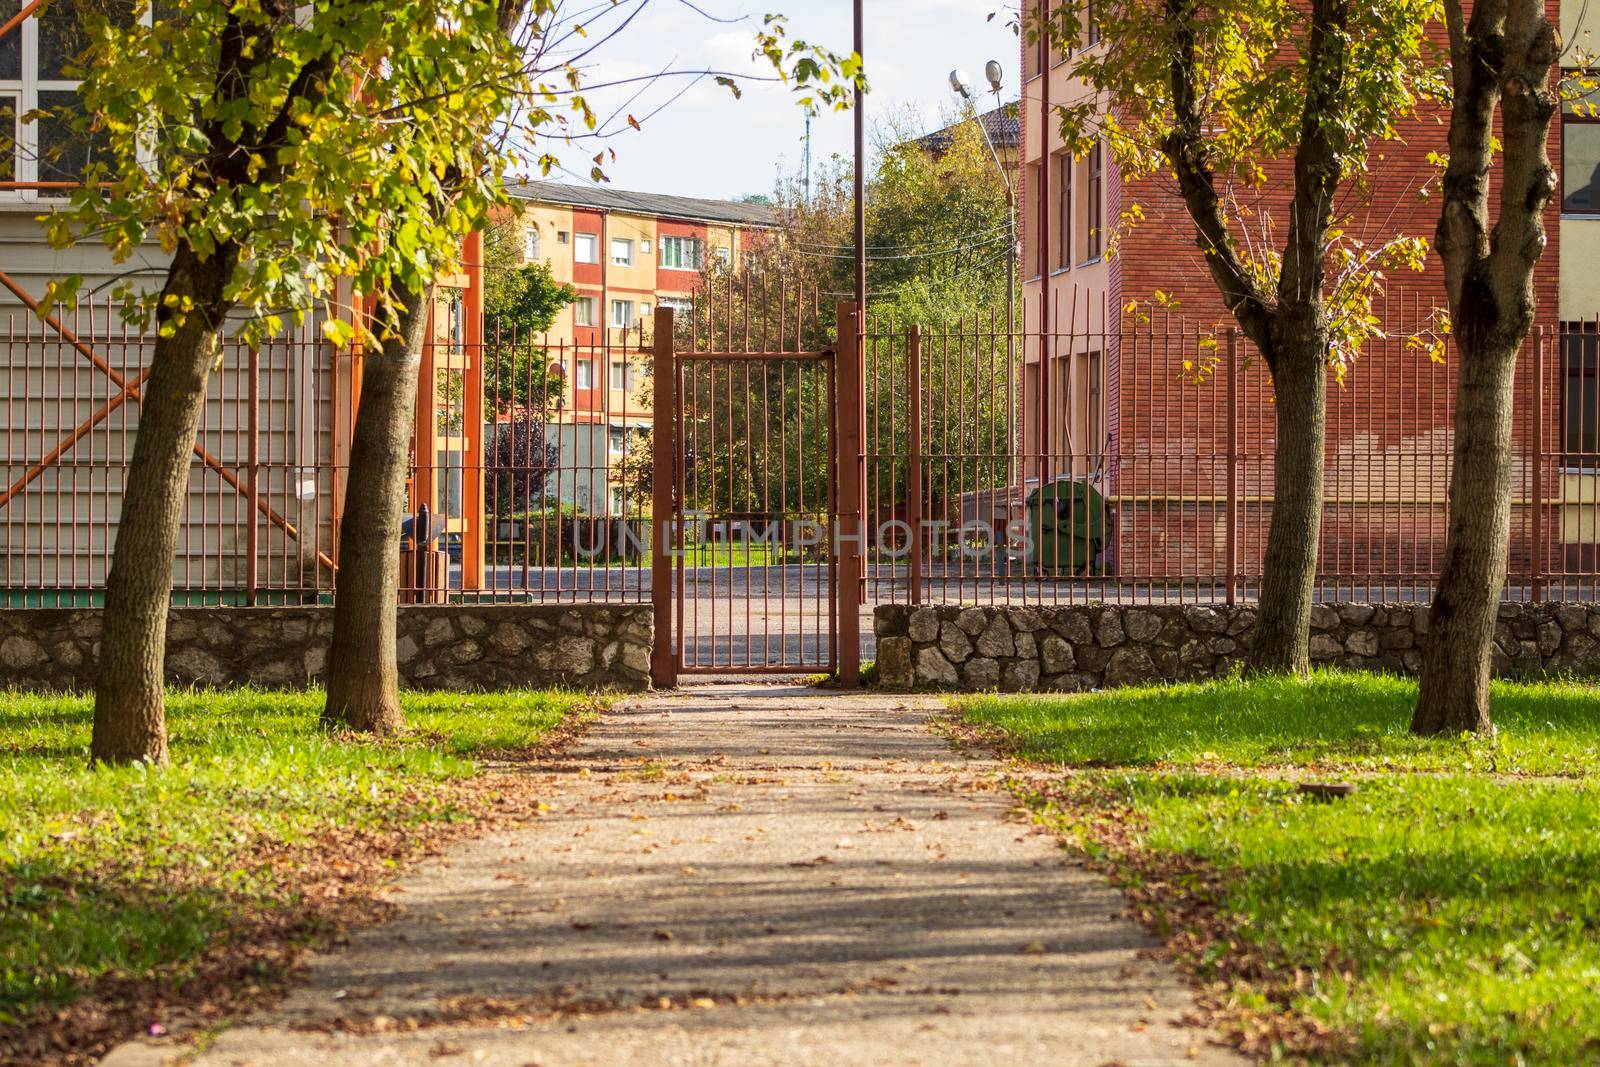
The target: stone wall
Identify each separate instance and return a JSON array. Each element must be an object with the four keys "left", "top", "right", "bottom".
[
  {"left": 0, "top": 604, "right": 652, "bottom": 694},
  {"left": 873, "top": 601, "right": 1600, "bottom": 691}
]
